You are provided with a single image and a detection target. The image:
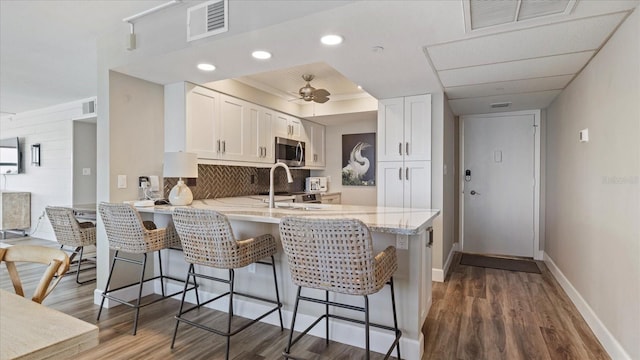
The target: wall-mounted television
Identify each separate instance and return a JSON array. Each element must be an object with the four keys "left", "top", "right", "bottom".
[{"left": 0, "top": 137, "right": 22, "bottom": 174}]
